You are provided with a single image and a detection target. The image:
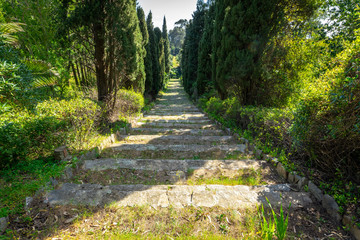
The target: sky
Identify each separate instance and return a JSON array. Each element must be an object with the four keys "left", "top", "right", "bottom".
[{"left": 137, "top": 0, "right": 198, "bottom": 30}]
